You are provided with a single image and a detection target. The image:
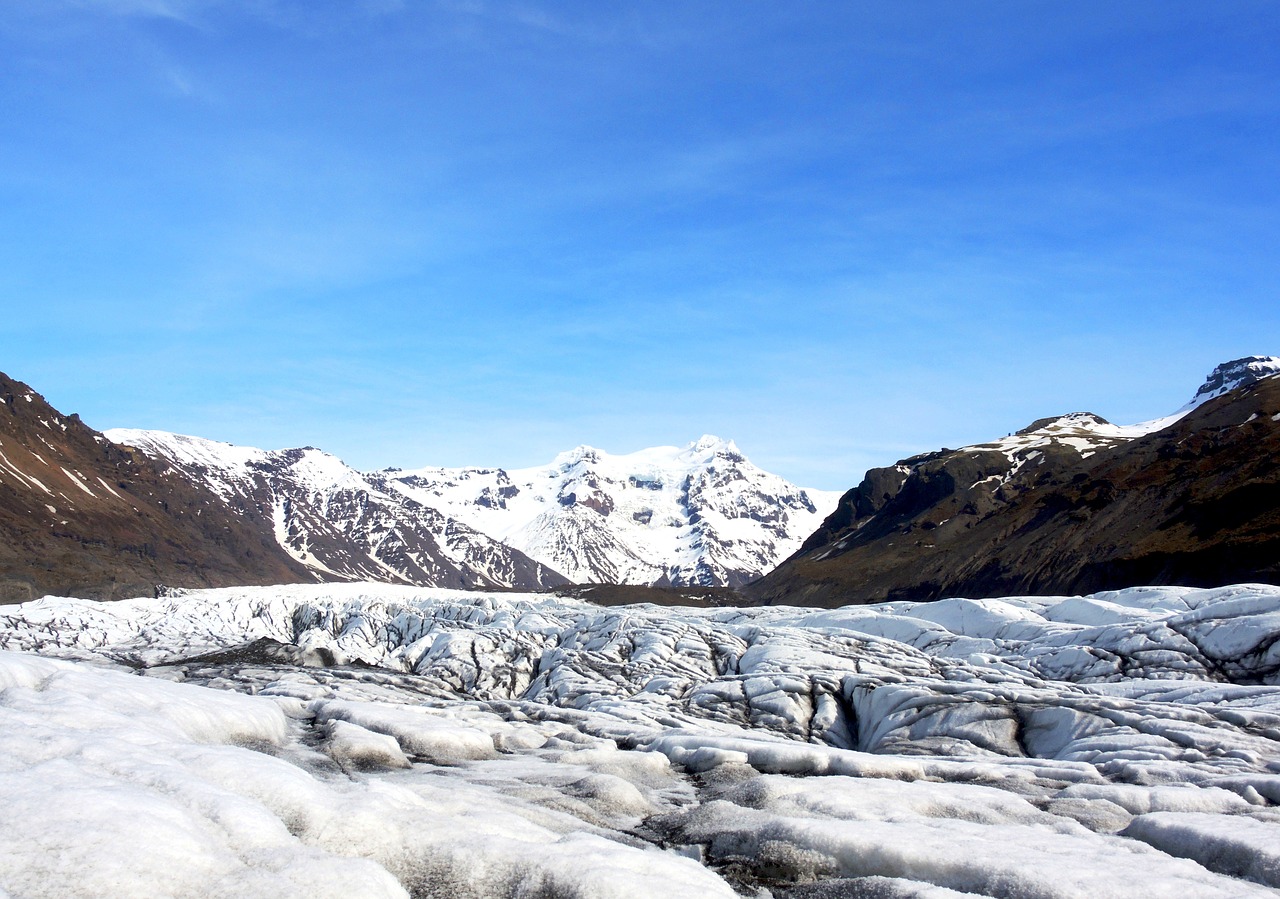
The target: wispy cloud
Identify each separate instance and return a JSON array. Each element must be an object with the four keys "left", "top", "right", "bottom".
[
  {"left": 67, "top": 0, "right": 208, "bottom": 23},
  {"left": 50, "top": 0, "right": 409, "bottom": 32}
]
